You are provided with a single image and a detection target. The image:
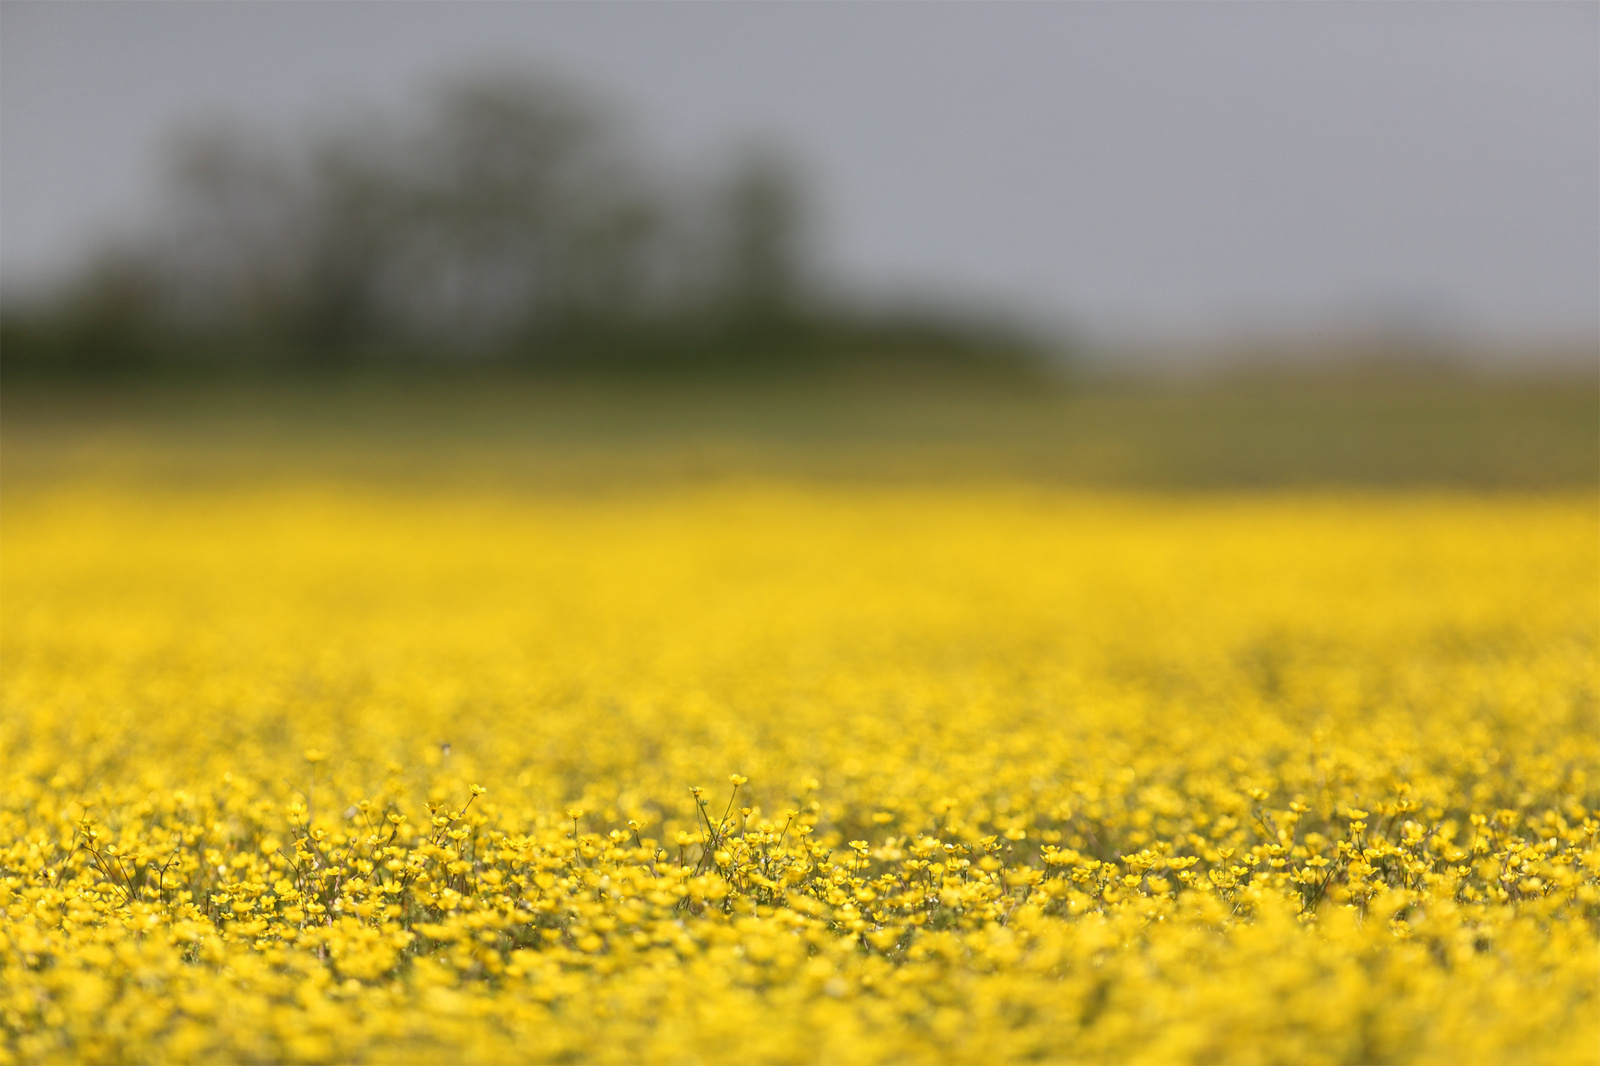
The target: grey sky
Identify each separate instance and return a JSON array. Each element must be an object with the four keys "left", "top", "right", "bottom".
[{"left": 2, "top": 1, "right": 1596, "bottom": 346}]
